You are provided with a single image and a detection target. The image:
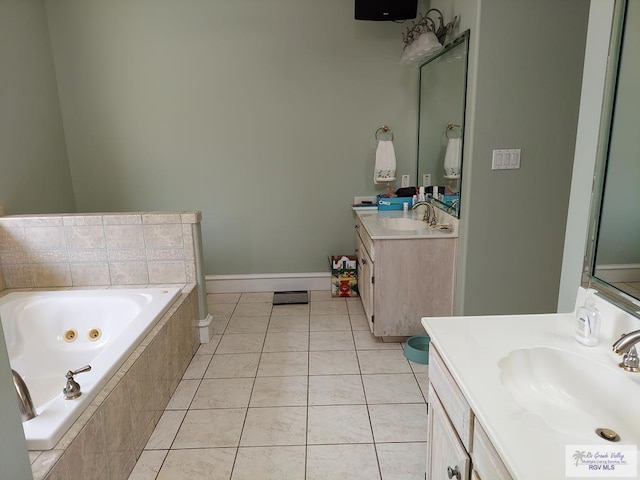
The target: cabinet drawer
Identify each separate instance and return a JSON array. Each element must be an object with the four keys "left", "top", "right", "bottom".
[
  {"left": 472, "top": 419, "right": 513, "bottom": 480},
  {"left": 429, "top": 346, "right": 473, "bottom": 450},
  {"left": 354, "top": 217, "right": 374, "bottom": 261}
]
